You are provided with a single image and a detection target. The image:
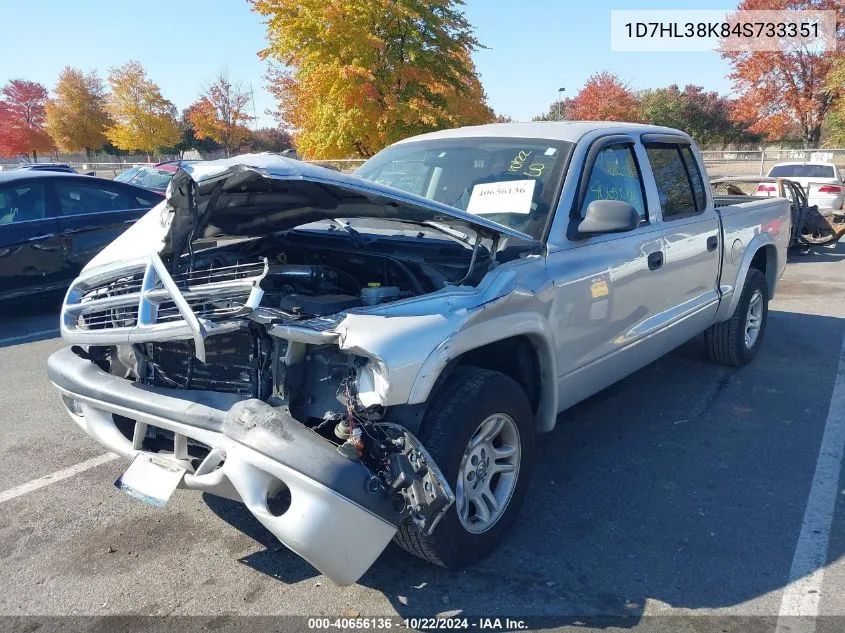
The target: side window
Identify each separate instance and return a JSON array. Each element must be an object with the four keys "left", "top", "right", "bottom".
[
  {"left": 132, "top": 192, "right": 158, "bottom": 207},
  {"left": 580, "top": 143, "right": 647, "bottom": 219},
  {"left": 680, "top": 146, "right": 707, "bottom": 211},
  {"left": 55, "top": 181, "right": 136, "bottom": 216},
  {"left": 644, "top": 144, "right": 697, "bottom": 218},
  {"left": 0, "top": 182, "right": 48, "bottom": 225}
]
